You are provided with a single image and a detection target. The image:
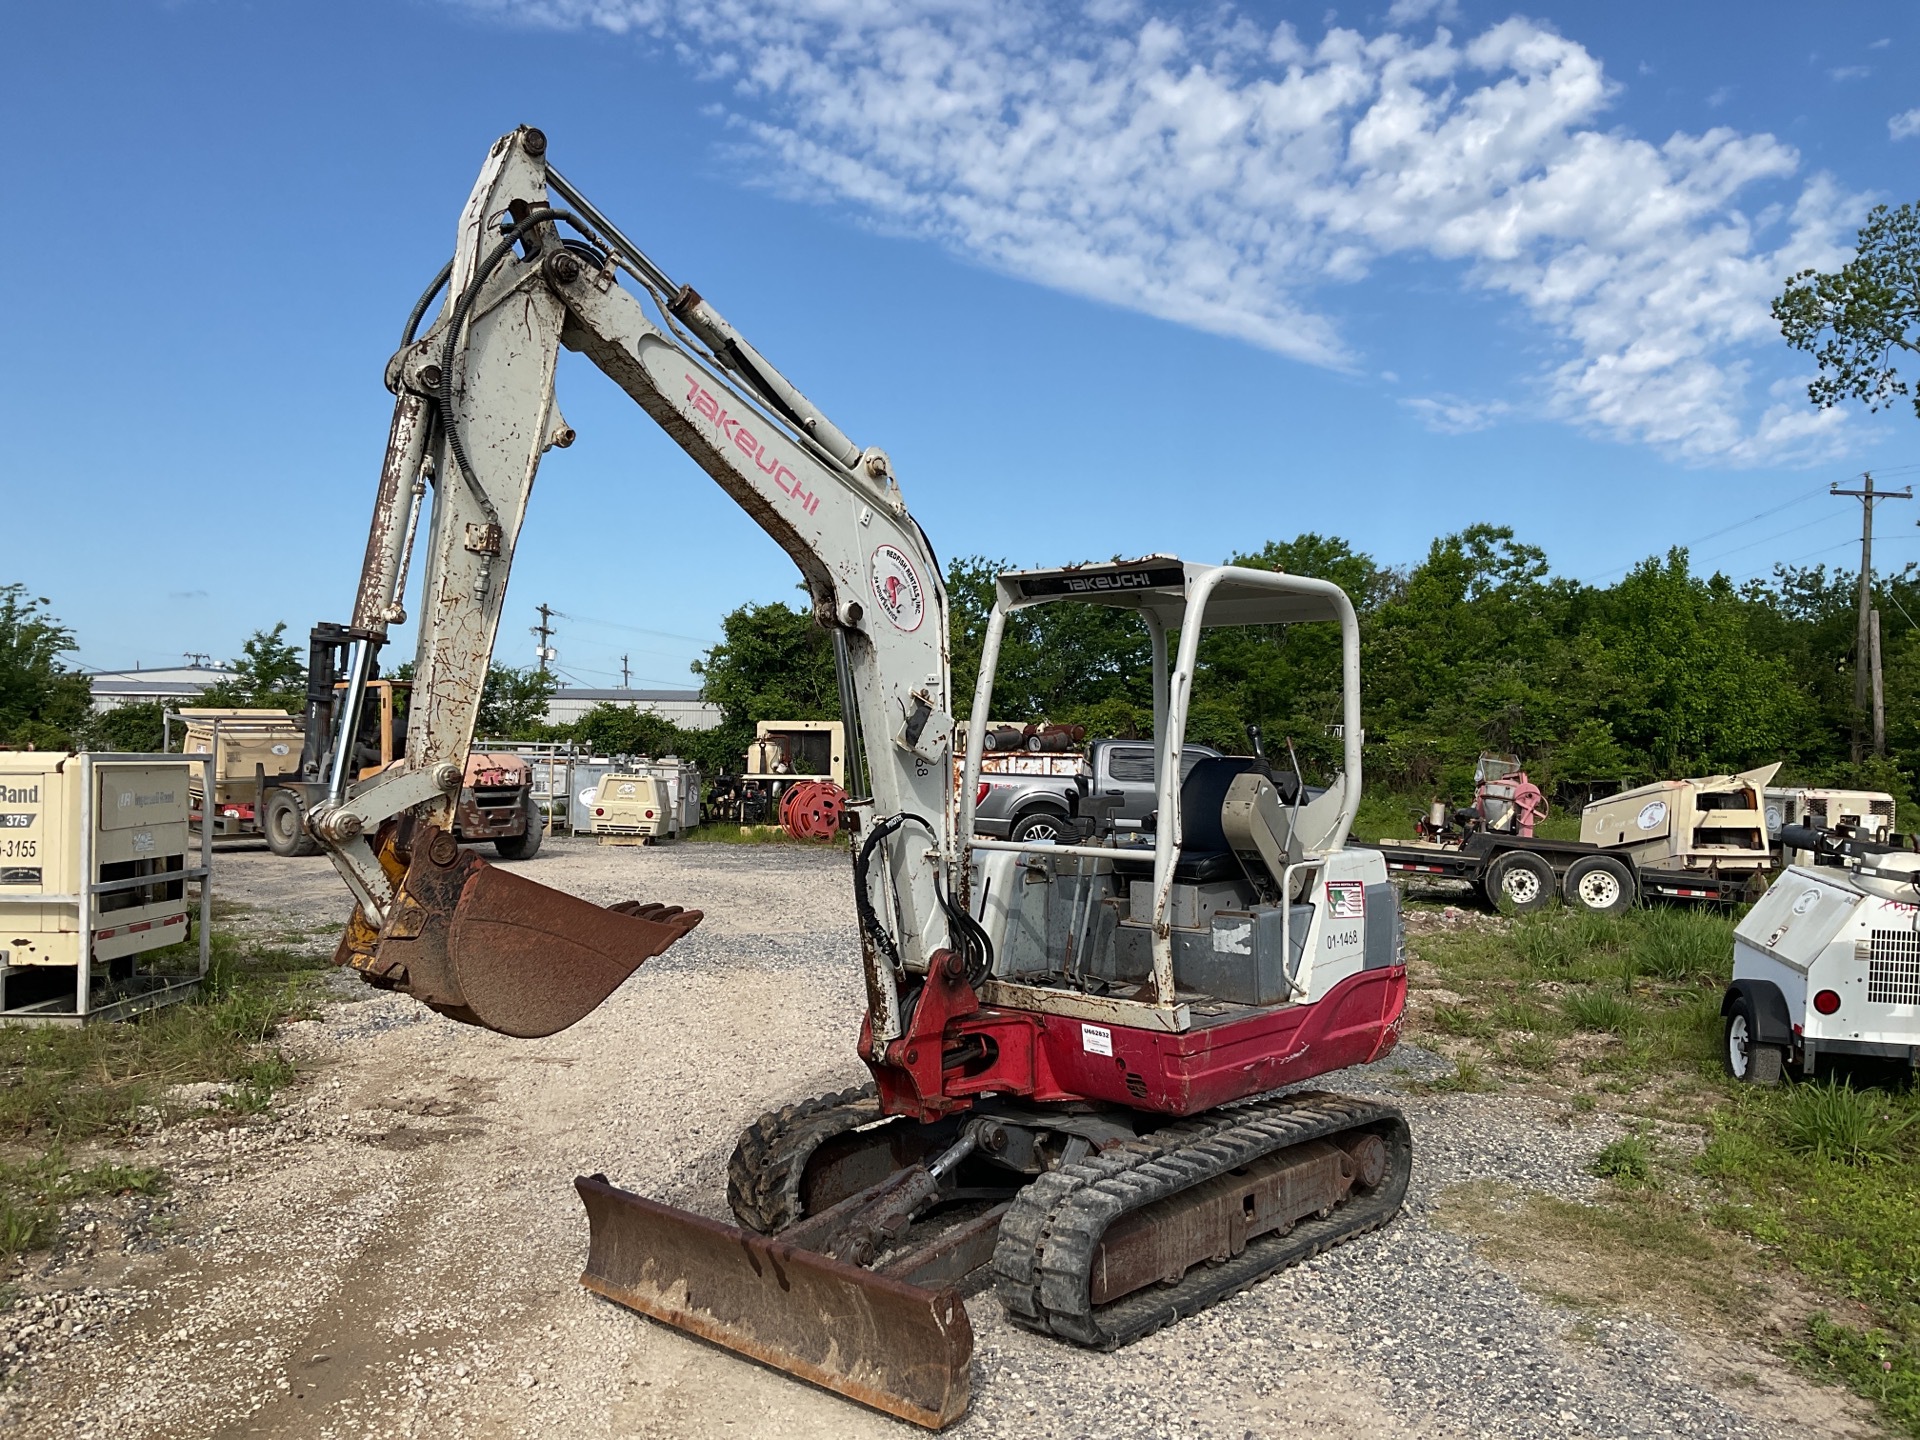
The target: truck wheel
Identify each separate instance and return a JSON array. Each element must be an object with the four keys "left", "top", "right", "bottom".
[
  {"left": 1724, "top": 997, "right": 1784, "bottom": 1086},
  {"left": 263, "top": 789, "right": 319, "bottom": 858},
  {"left": 1485, "top": 852, "right": 1554, "bottom": 914},
  {"left": 493, "top": 795, "right": 546, "bottom": 861},
  {"left": 1562, "top": 856, "right": 1634, "bottom": 916},
  {"left": 1010, "top": 810, "right": 1070, "bottom": 844}
]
